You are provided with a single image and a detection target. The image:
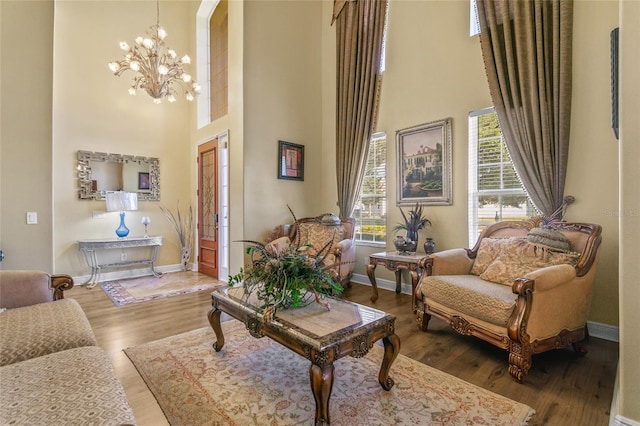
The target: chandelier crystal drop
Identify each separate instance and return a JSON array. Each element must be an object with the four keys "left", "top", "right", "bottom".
[{"left": 107, "top": 2, "right": 200, "bottom": 104}]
